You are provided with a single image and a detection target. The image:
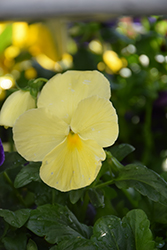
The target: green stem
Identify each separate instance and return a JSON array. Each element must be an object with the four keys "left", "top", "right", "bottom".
[
  {"left": 94, "top": 179, "right": 115, "bottom": 190},
  {"left": 3, "top": 171, "right": 27, "bottom": 207},
  {"left": 9, "top": 128, "right": 14, "bottom": 152},
  {"left": 52, "top": 189, "right": 57, "bottom": 205}
]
